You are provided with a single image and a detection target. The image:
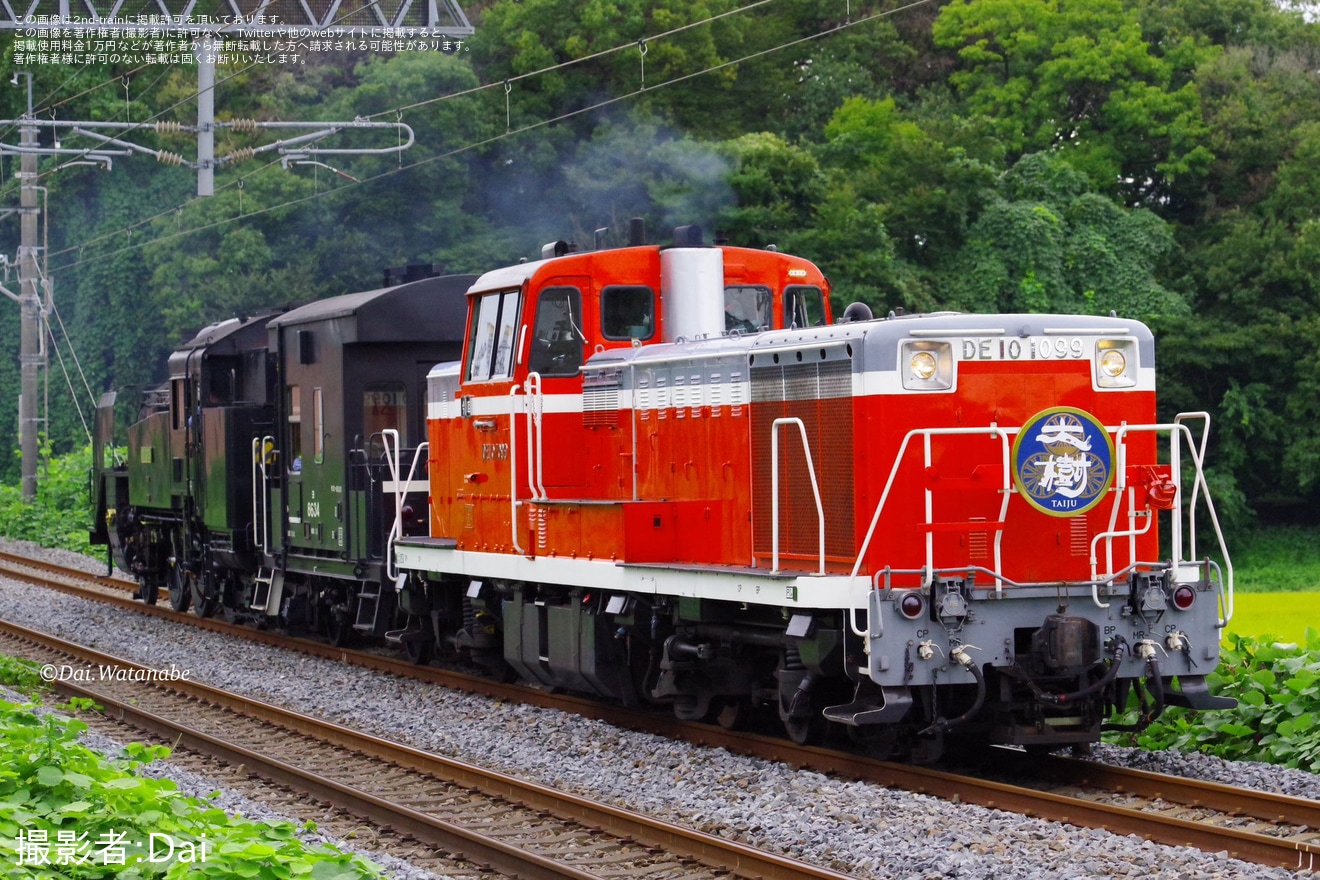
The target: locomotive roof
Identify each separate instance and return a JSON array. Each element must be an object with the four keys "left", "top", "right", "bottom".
[
  {"left": 467, "top": 245, "right": 825, "bottom": 294},
  {"left": 168, "top": 313, "right": 276, "bottom": 377},
  {"left": 580, "top": 311, "right": 1156, "bottom": 373},
  {"left": 176, "top": 314, "right": 273, "bottom": 354},
  {"left": 468, "top": 258, "right": 552, "bottom": 291},
  {"left": 268, "top": 274, "right": 476, "bottom": 344}
]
